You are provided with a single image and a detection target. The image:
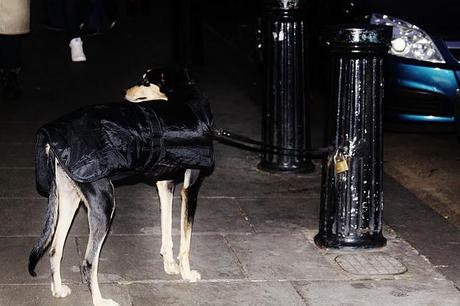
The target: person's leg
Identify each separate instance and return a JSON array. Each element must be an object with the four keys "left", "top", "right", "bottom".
[
  {"left": 64, "top": 0, "right": 81, "bottom": 41},
  {"left": 126, "top": 0, "right": 150, "bottom": 17},
  {"left": 65, "top": 0, "right": 87, "bottom": 62},
  {"left": 0, "top": 35, "right": 21, "bottom": 69},
  {"left": 103, "top": 0, "right": 119, "bottom": 28},
  {"left": 82, "top": 0, "right": 103, "bottom": 36},
  {"left": 140, "top": 0, "right": 150, "bottom": 16},
  {"left": 0, "top": 35, "right": 22, "bottom": 99},
  {"left": 126, "top": 0, "right": 136, "bottom": 17}
]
